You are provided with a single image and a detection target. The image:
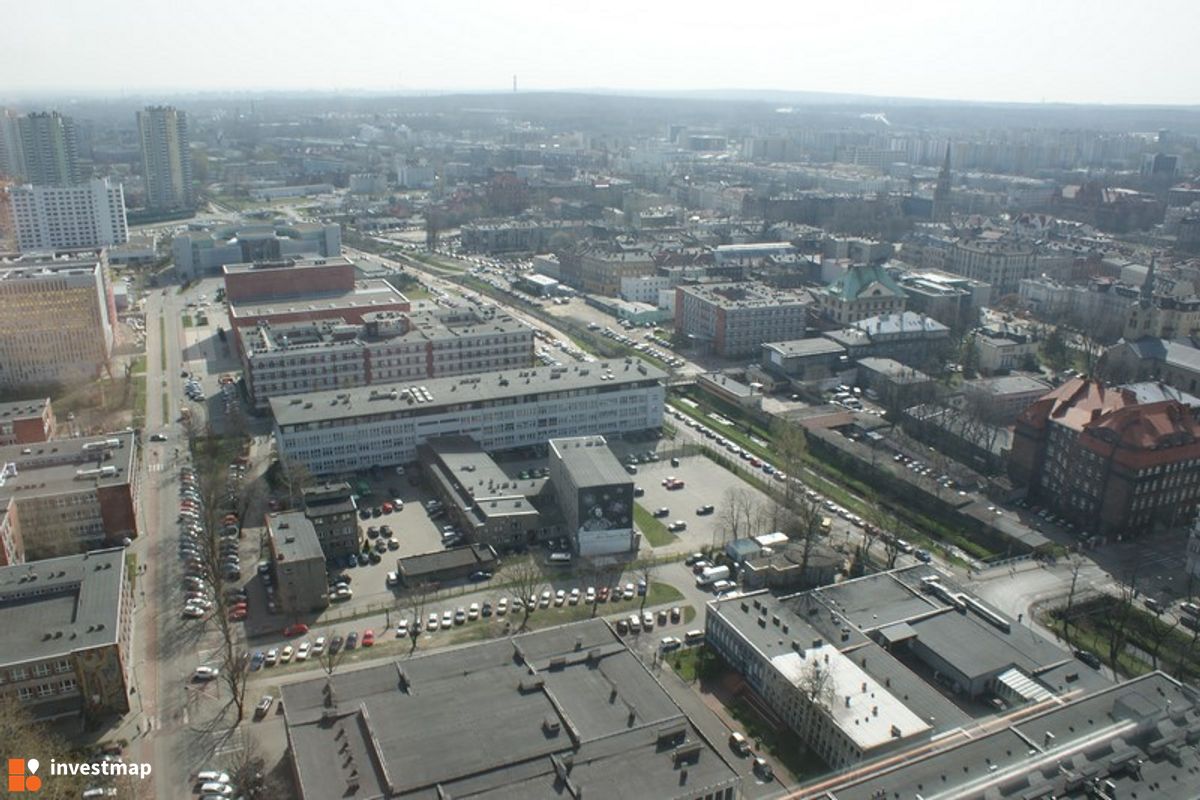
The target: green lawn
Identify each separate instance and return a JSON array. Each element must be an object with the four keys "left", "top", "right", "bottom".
[
  {"left": 125, "top": 552, "right": 138, "bottom": 592},
  {"left": 182, "top": 315, "right": 194, "bottom": 328},
  {"left": 634, "top": 503, "right": 678, "bottom": 547},
  {"left": 132, "top": 376, "right": 147, "bottom": 429},
  {"left": 161, "top": 392, "right": 170, "bottom": 425},
  {"left": 668, "top": 644, "right": 715, "bottom": 682},
  {"left": 130, "top": 355, "right": 147, "bottom": 374}
]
